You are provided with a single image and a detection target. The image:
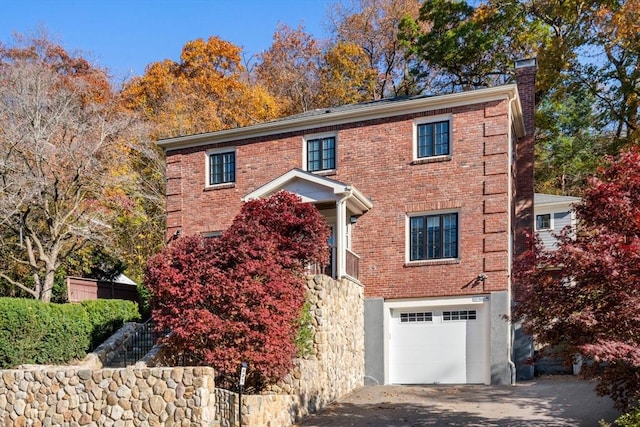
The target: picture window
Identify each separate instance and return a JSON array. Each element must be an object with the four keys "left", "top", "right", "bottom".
[{"left": 409, "top": 212, "right": 458, "bottom": 261}]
